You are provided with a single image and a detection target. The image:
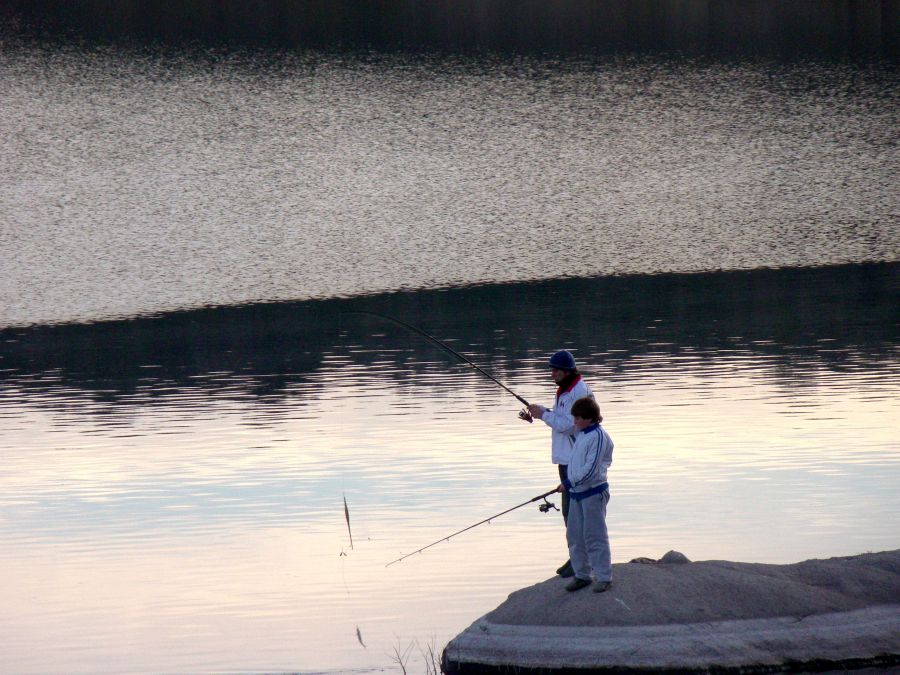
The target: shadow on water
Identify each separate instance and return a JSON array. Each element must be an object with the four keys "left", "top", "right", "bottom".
[
  {"left": 2, "top": 0, "right": 899, "bottom": 59},
  {"left": 2, "top": 263, "right": 897, "bottom": 408}
]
